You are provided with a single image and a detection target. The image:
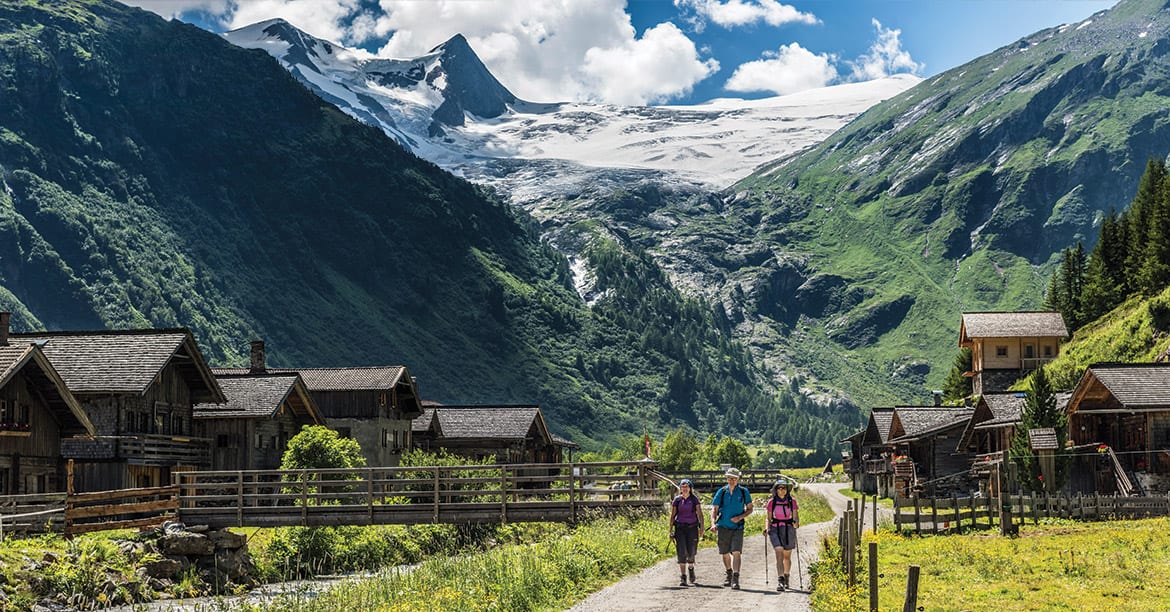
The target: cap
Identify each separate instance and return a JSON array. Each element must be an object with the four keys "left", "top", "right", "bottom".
[
  {"left": 679, "top": 478, "right": 692, "bottom": 486},
  {"left": 725, "top": 467, "right": 742, "bottom": 479}
]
